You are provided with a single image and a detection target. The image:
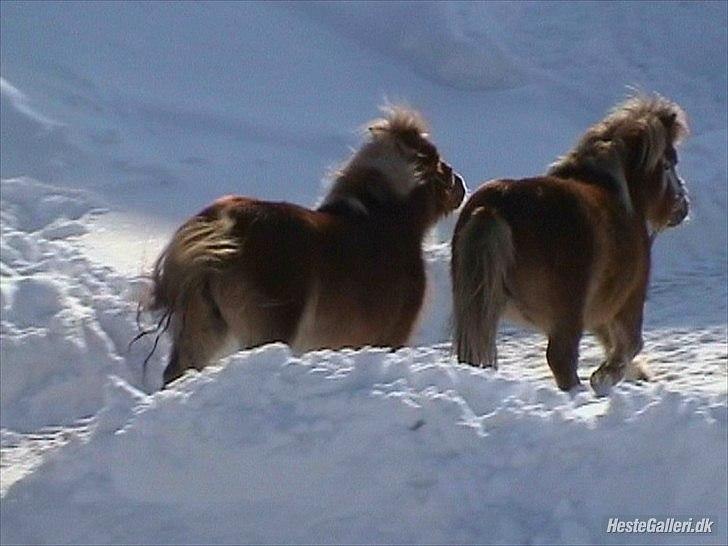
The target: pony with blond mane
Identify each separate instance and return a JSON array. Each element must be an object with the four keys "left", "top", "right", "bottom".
[
  {"left": 451, "top": 95, "right": 690, "bottom": 394},
  {"left": 146, "top": 106, "right": 465, "bottom": 385}
]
